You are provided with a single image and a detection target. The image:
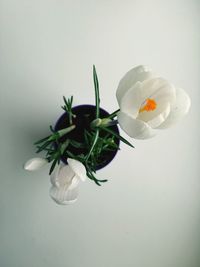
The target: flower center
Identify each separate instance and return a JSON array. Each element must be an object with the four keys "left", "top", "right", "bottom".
[{"left": 139, "top": 98, "right": 157, "bottom": 113}]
